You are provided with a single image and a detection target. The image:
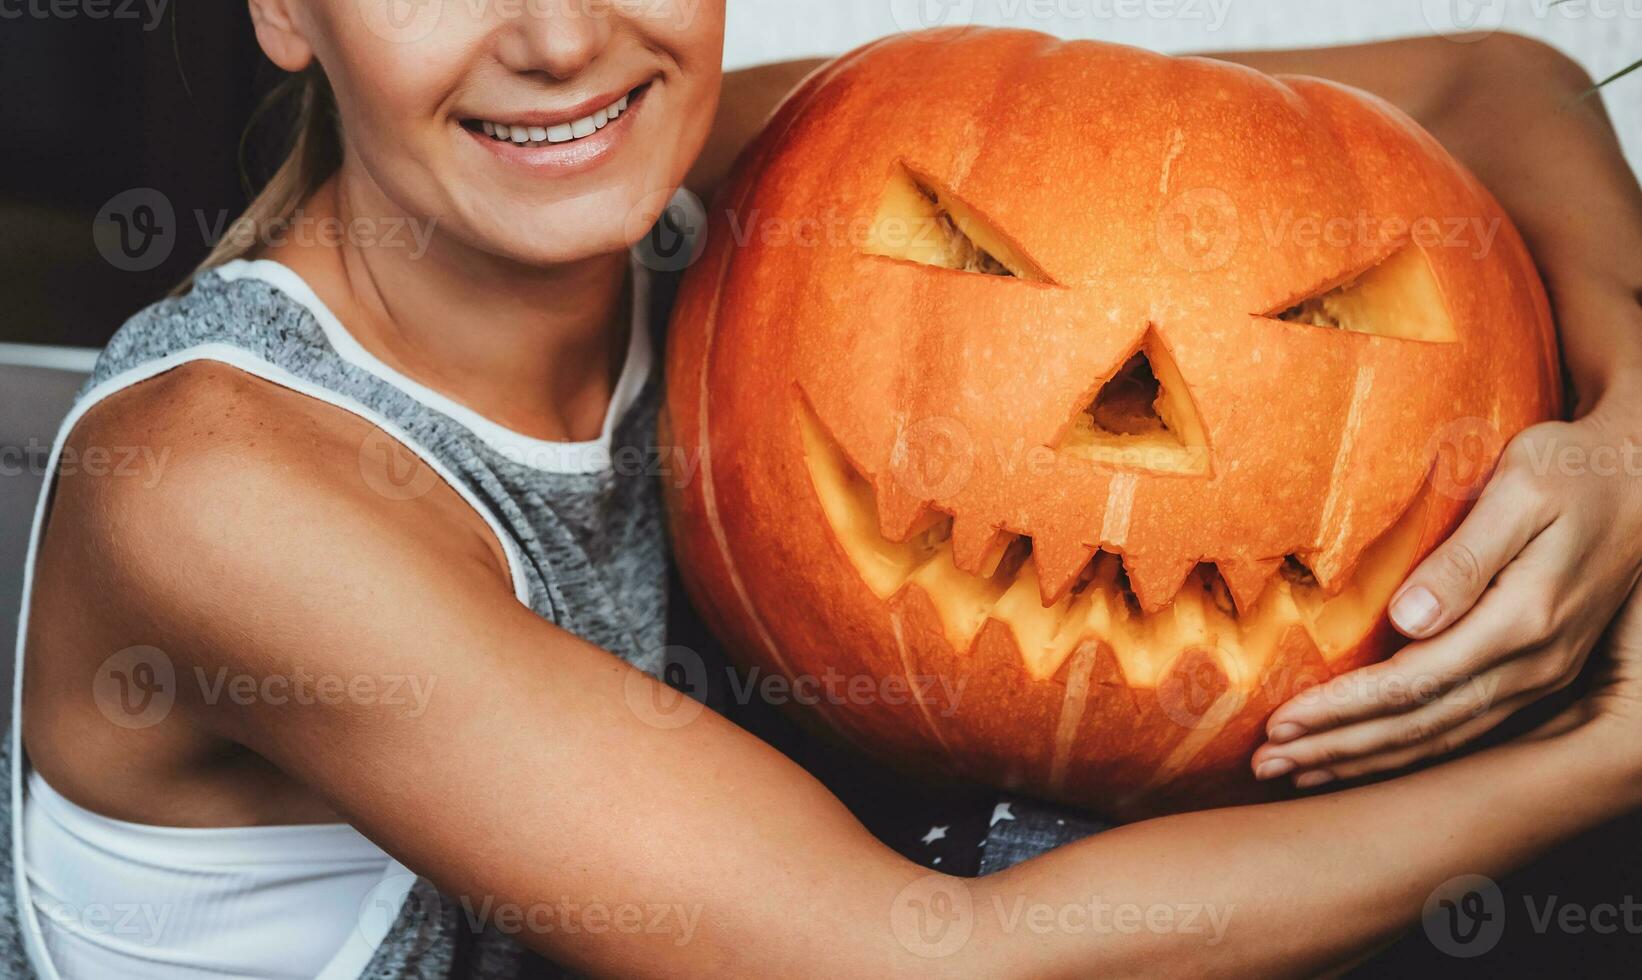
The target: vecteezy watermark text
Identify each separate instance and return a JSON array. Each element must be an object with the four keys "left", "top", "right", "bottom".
[
  {"left": 458, "top": 896, "right": 702, "bottom": 946},
  {"left": 0, "top": 0, "right": 167, "bottom": 30},
  {"left": 0, "top": 440, "right": 170, "bottom": 487},
  {"left": 93, "top": 646, "right": 438, "bottom": 730},
  {"left": 726, "top": 666, "right": 967, "bottom": 718},
  {"left": 891, "top": 874, "right": 1235, "bottom": 959}
]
